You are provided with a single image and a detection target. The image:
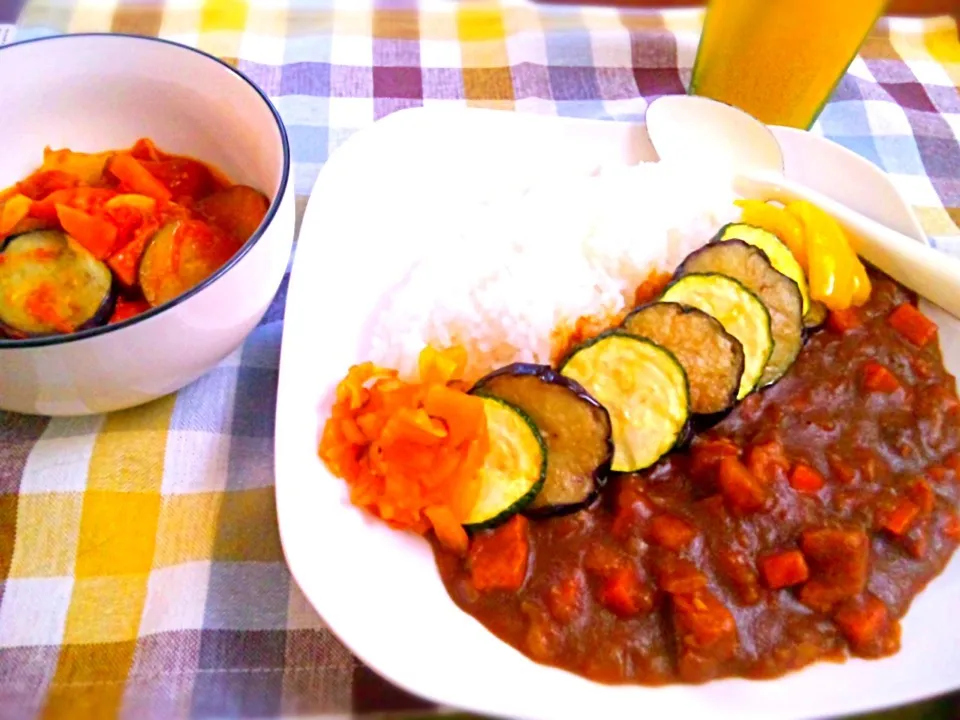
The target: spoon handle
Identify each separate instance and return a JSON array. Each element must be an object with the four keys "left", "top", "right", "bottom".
[{"left": 735, "top": 171, "right": 960, "bottom": 319}]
